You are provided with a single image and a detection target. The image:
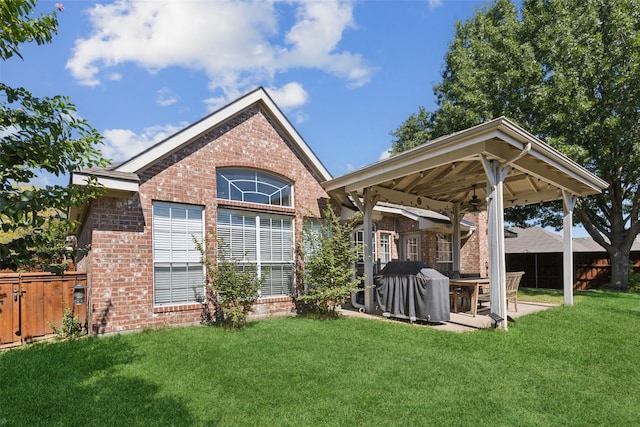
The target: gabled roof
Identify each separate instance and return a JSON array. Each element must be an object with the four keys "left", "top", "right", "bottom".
[
  {"left": 72, "top": 87, "right": 332, "bottom": 193},
  {"left": 324, "top": 117, "right": 608, "bottom": 212}
]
